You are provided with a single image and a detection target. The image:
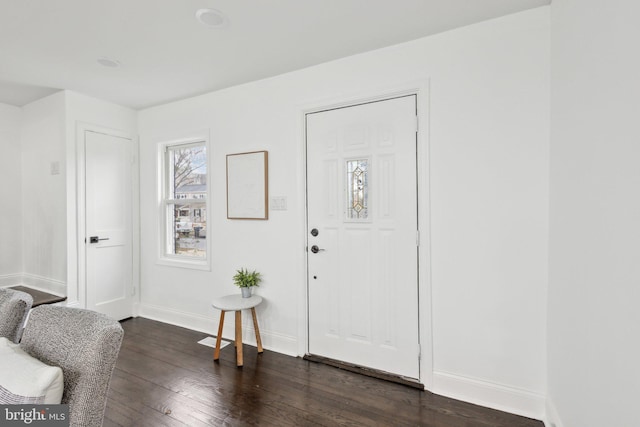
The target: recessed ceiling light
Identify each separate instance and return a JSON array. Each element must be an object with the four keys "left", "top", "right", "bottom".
[
  {"left": 97, "top": 57, "right": 121, "bottom": 68},
  {"left": 196, "top": 8, "right": 229, "bottom": 28}
]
